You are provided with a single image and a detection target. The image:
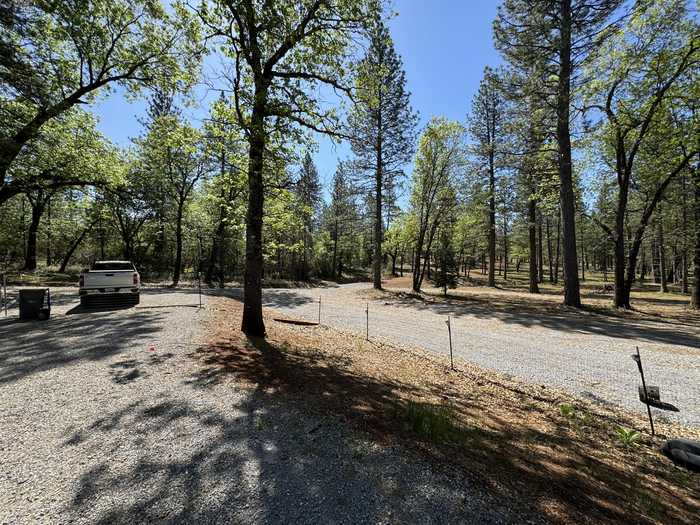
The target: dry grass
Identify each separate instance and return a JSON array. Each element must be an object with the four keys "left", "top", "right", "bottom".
[
  {"left": 192, "top": 295, "right": 699, "bottom": 525},
  {"left": 378, "top": 271, "right": 700, "bottom": 327}
]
